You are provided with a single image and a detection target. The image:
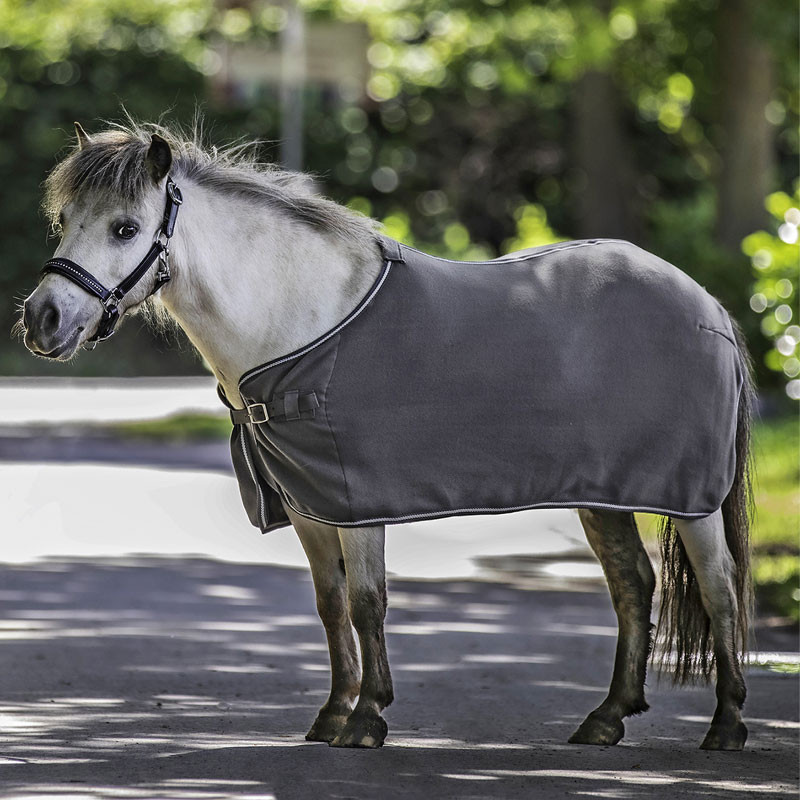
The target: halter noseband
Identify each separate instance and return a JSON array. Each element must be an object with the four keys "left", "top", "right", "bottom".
[{"left": 41, "top": 177, "right": 183, "bottom": 349}]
